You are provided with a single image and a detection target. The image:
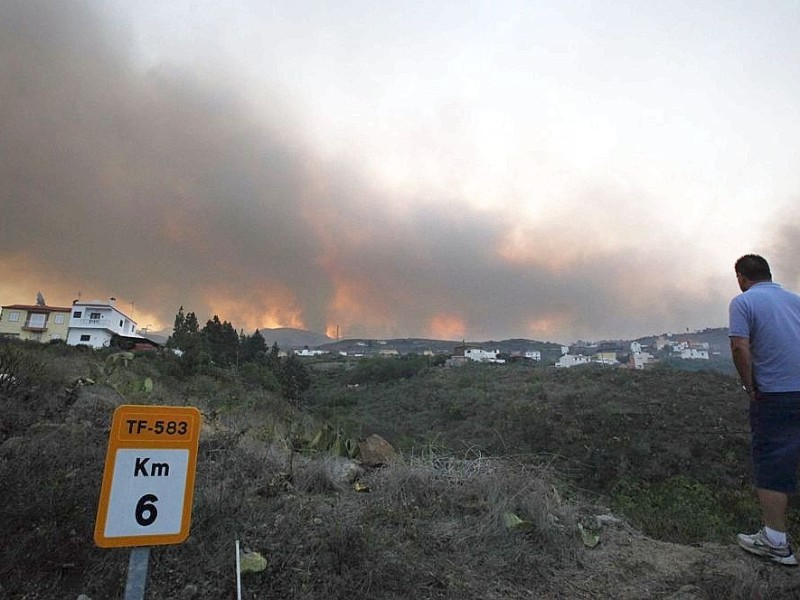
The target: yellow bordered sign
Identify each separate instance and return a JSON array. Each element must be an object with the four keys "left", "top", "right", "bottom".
[{"left": 94, "top": 405, "right": 201, "bottom": 548}]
